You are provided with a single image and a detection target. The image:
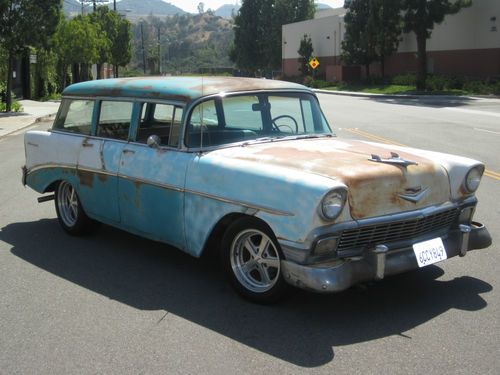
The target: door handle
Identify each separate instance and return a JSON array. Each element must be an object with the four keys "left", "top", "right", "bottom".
[
  {"left": 123, "top": 149, "right": 135, "bottom": 154},
  {"left": 82, "top": 139, "right": 94, "bottom": 147}
]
